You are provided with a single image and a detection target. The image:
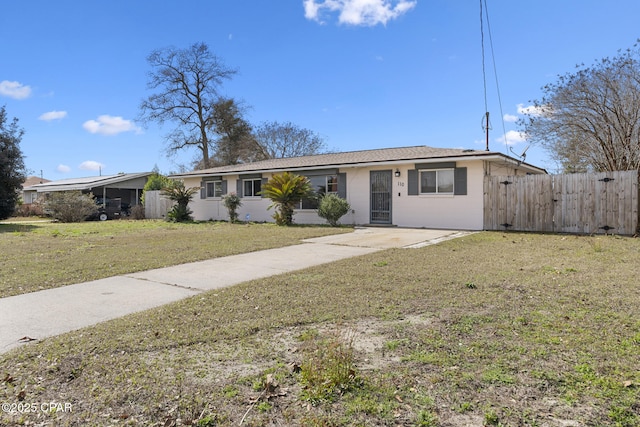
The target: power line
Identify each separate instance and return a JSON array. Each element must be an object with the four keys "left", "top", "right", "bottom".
[{"left": 480, "top": 0, "right": 508, "bottom": 153}]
